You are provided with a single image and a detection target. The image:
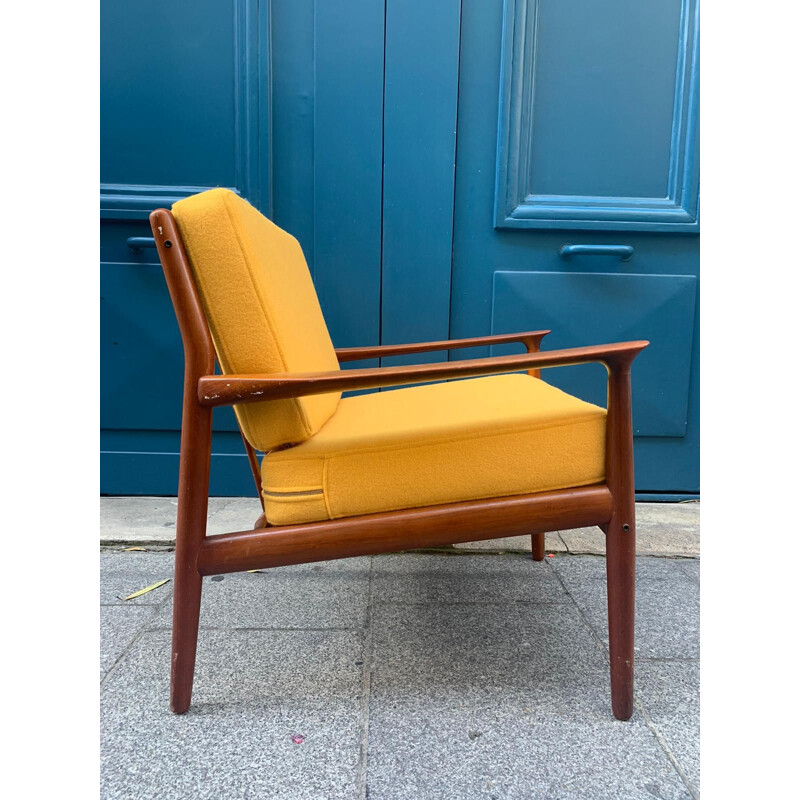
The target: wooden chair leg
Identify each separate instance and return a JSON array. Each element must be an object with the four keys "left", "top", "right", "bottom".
[
  {"left": 169, "top": 404, "right": 213, "bottom": 714},
  {"left": 604, "top": 360, "right": 637, "bottom": 721},
  {"left": 151, "top": 208, "right": 217, "bottom": 713},
  {"left": 531, "top": 532, "right": 545, "bottom": 561},
  {"left": 171, "top": 556, "right": 204, "bottom": 714},
  {"left": 605, "top": 513, "right": 635, "bottom": 720}
]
